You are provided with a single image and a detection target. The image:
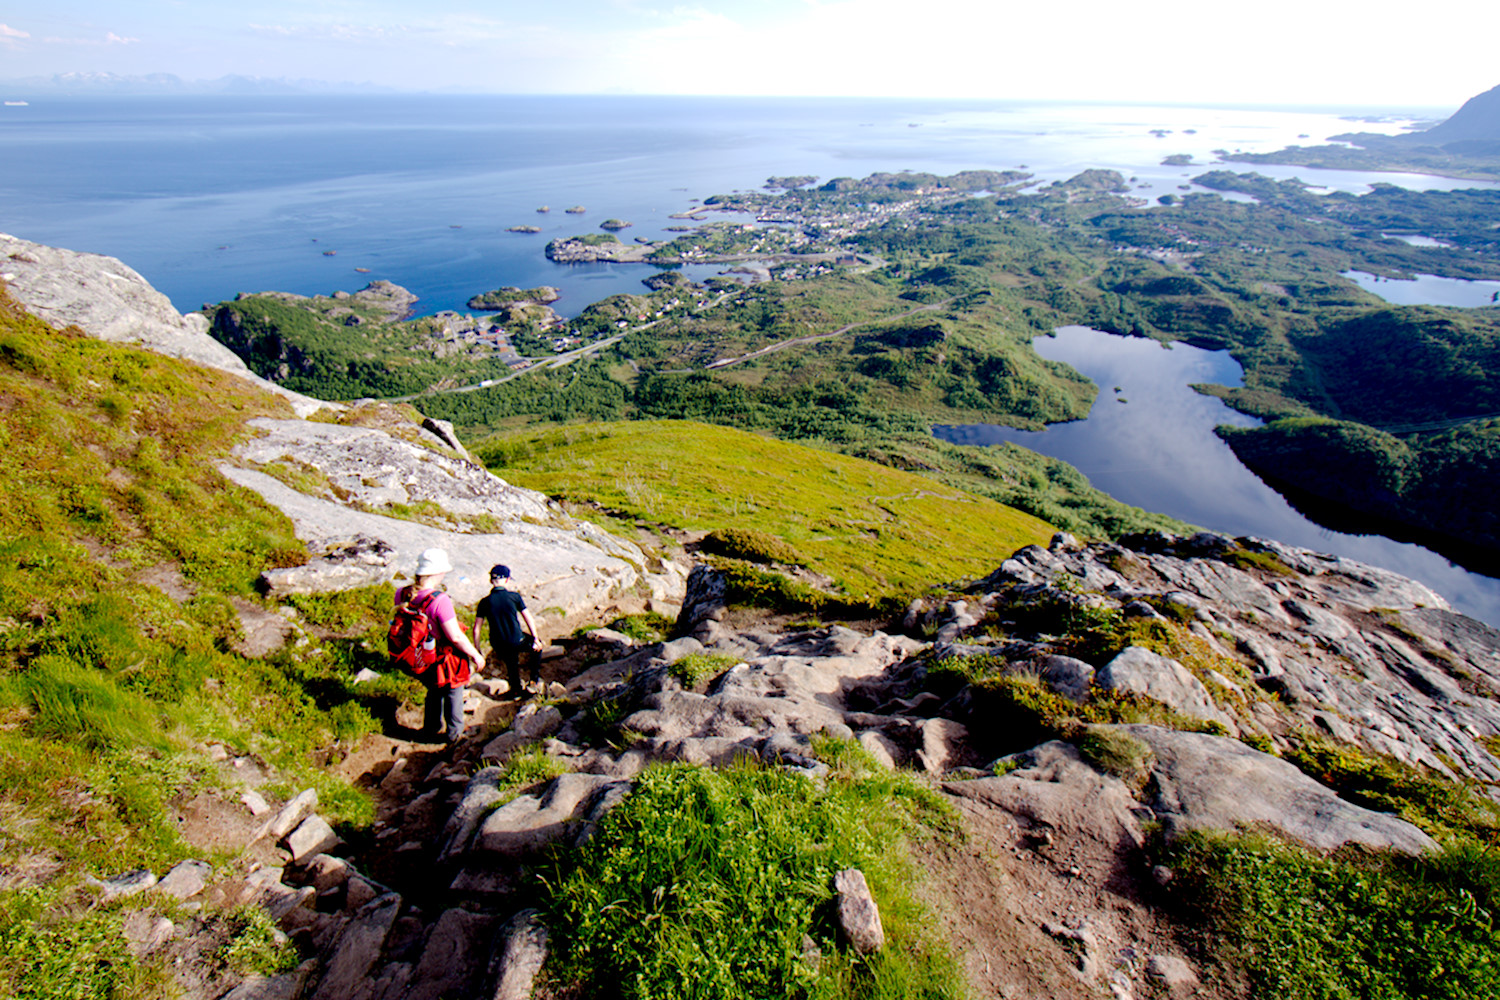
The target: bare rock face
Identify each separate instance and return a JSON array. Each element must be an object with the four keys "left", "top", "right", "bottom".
[
  {"left": 222, "top": 417, "right": 682, "bottom": 617},
  {"left": 957, "top": 532, "right": 1500, "bottom": 789},
  {"left": 0, "top": 232, "right": 330, "bottom": 417},
  {"left": 1119, "top": 724, "right": 1436, "bottom": 854}
]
